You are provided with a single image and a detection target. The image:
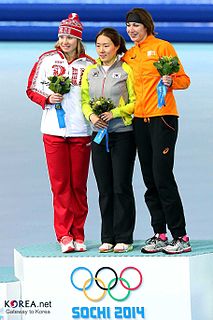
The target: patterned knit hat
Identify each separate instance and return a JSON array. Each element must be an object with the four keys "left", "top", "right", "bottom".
[{"left": 58, "top": 13, "right": 83, "bottom": 40}]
